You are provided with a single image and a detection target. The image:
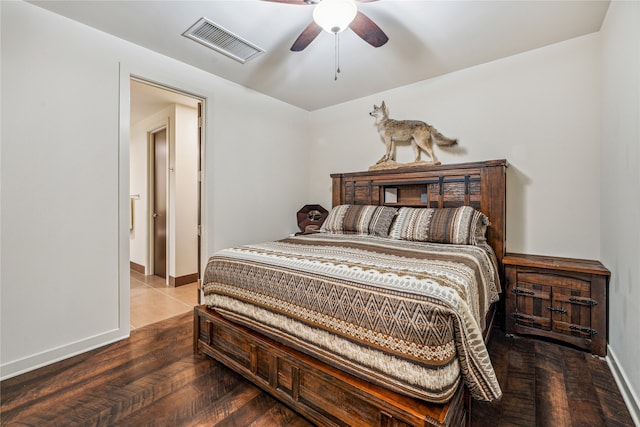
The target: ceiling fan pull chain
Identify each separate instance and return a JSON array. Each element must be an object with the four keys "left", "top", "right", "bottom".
[{"left": 334, "top": 32, "right": 340, "bottom": 81}]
